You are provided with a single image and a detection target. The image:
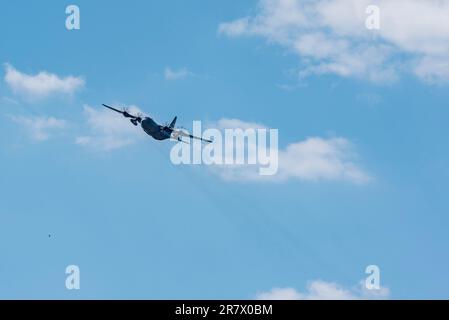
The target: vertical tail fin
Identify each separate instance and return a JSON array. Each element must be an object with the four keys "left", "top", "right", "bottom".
[{"left": 169, "top": 116, "right": 177, "bottom": 129}]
